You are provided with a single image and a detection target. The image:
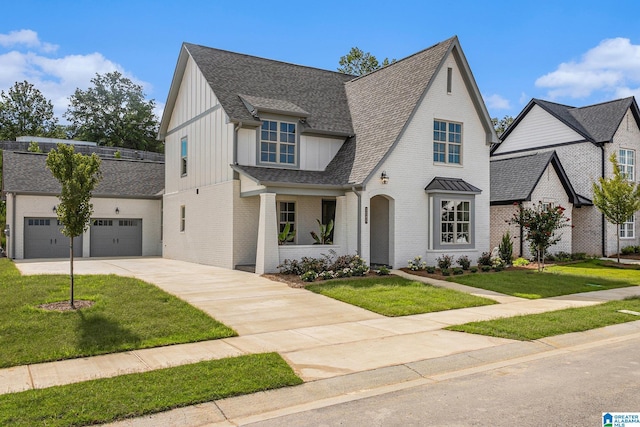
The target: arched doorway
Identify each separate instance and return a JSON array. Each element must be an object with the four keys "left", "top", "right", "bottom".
[{"left": 370, "top": 195, "right": 392, "bottom": 266}]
